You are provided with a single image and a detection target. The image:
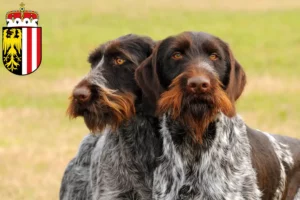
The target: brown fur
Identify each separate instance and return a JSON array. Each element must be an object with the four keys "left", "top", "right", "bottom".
[
  {"left": 135, "top": 54, "right": 164, "bottom": 104},
  {"left": 246, "top": 127, "right": 281, "bottom": 199},
  {"left": 273, "top": 134, "right": 300, "bottom": 200},
  {"left": 156, "top": 75, "right": 183, "bottom": 119},
  {"left": 135, "top": 33, "right": 244, "bottom": 143},
  {"left": 169, "top": 33, "right": 192, "bottom": 51},
  {"left": 67, "top": 80, "right": 135, "bottom": 132},
  {"left": 223, "top": 43, "right": 247, "bottom": 102},
  {"left": 135, "top": 31, "right": 300, "bottom": 199},
  {"left": 157, "top": 67, "right": 235, "bottom": 143}
]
